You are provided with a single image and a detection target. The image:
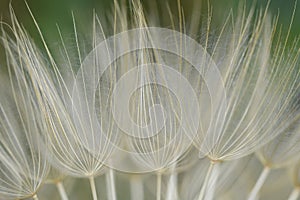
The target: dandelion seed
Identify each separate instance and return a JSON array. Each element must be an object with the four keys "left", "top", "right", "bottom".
[
  {"left": 0, "top": 65, "right": 49, "bottom": 199},
  {"left": 190, "top": 2, "right": 300, "bottom": 200},
  {"left": 247, "top": 116, "right": 300, "bottom": 200},
  {"left": 2, "top": 5, "right": 118, "bottom": 200}
]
